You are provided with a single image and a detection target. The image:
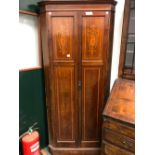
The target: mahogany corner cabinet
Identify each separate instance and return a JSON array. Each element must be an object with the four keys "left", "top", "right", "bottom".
[{"left": 39, "top": 1, "right": 117, "bottom": 154}]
